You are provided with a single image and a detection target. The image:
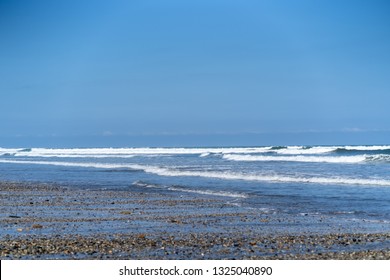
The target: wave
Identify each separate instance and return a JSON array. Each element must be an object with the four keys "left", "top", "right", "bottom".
[
  {"left": 12, "top": 154, "right": 136, "bottom": 159},
  {"left": 137, "top": 166, "right": 390, "bottom": 186},
  {"left": 0, "top": 159, "right": 141, "bottom": 170},
  {"left": 2, "top": 145, "right": 390, "bottom": 158},
  {"left": 0, "top": 147, "right": 274, "bottom": 158},
  {"left": 365, "top": 154, "right": 390, "bottom": 162},
  {"left": 199, "top": 152, "right": 210, "bottom": 157},
  {"left": 269, "top": 146, "right": 287, "bottom": 150},
  {"left": 228, "top": 154, "right": 390, "bottom": 163},
  {"left": 268, "top": 145, "right": 390, "bottom": 155},
  {"left": 0, "top": 148, "right": 21, "bottom": 156},
  {"left": 339, "top": 145, "right": 390, "bottom": 151},
  {"left": 273, "top": 146, "right": 338, "bottom": 155},
  {"left": 223, "top": 154, "right": 390, "bottom": 163},
  {"left": 132, "top": 181, "right": 248, "bottom": 198},
  {"left": 334, "top": 147, "right": 390, "bottom": 155},
  {"left": 1, "top": 159, "right": 390, "bottom": 187},
  {"left": 18, "top": 148, "right": 32, "bottom": 152}
]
